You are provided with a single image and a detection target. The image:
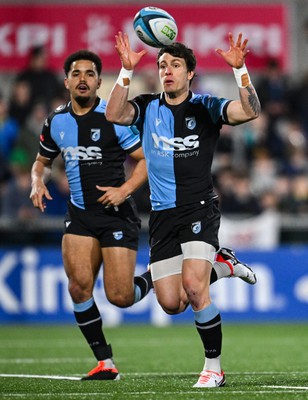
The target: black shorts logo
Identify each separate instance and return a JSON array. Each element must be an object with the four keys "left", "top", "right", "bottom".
[
  {"left": 113, "top": 231, "right": 123, "bottom": 240},
  {"left": 191, "top": 221, "right": 201, "bottom": 234}
]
